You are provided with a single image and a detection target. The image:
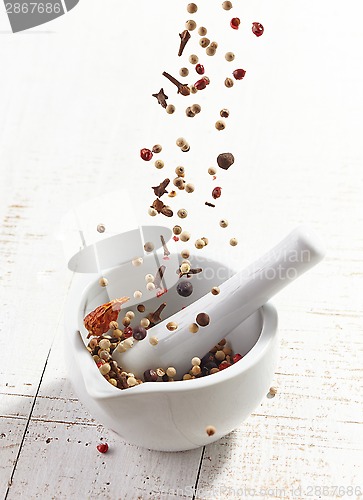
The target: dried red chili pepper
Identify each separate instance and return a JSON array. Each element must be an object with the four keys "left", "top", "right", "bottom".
[{"left": 84, "top": 297, "right": 129, "bottom": 338}]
